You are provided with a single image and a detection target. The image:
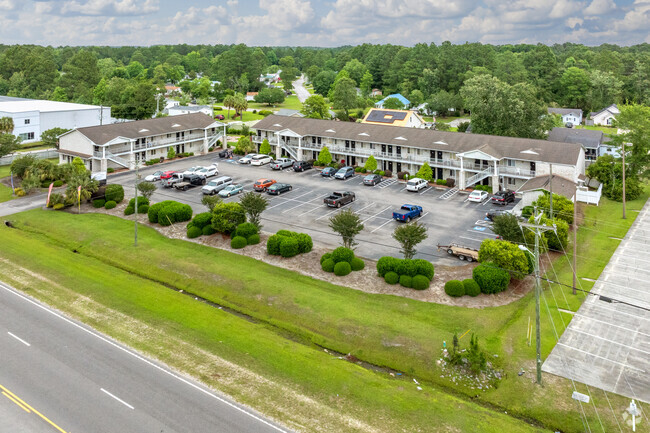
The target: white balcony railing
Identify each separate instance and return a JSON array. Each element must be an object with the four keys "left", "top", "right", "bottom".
[{"left": 498, "top": 166, "right": 536, "bottom": 177}]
